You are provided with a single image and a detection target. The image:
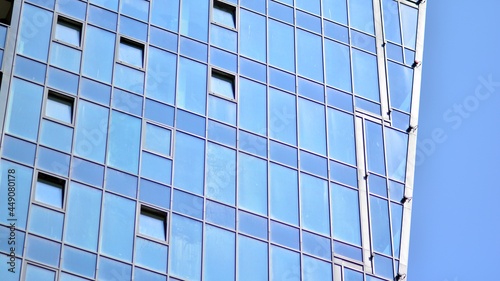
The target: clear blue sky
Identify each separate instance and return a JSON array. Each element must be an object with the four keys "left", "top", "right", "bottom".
[{"left": 409, "top": 1, "right": 500, "bottom": 280}]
